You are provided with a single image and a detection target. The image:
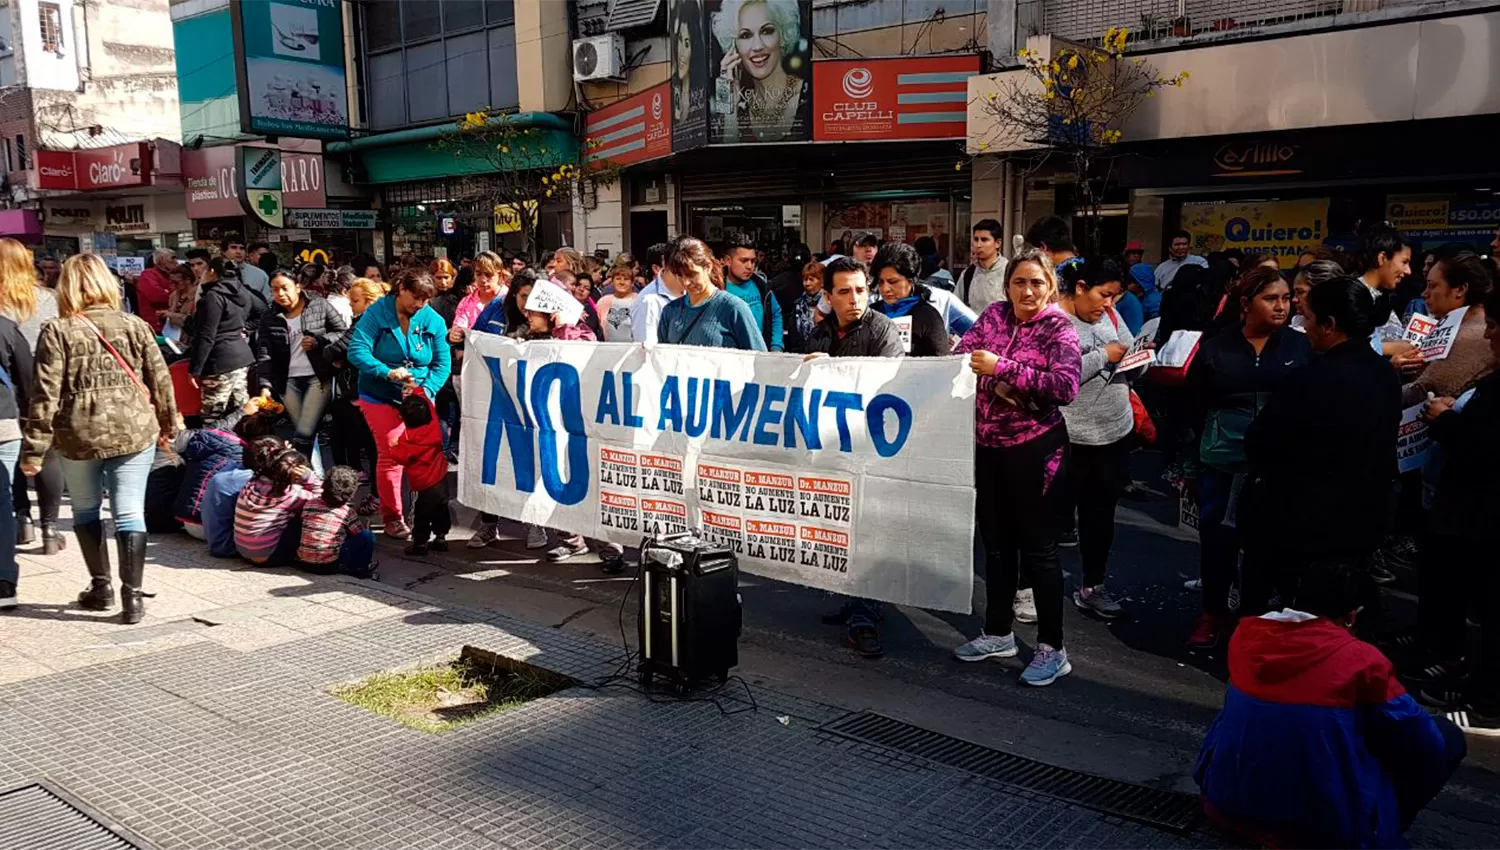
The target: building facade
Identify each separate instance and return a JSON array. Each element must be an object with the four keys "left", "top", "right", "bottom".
[
  {"left": 0, "top": 0, "right": 186, "bottom": 259},
  {"left": 967, "top": 0, "right": 1500, "bottom": 263}
]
